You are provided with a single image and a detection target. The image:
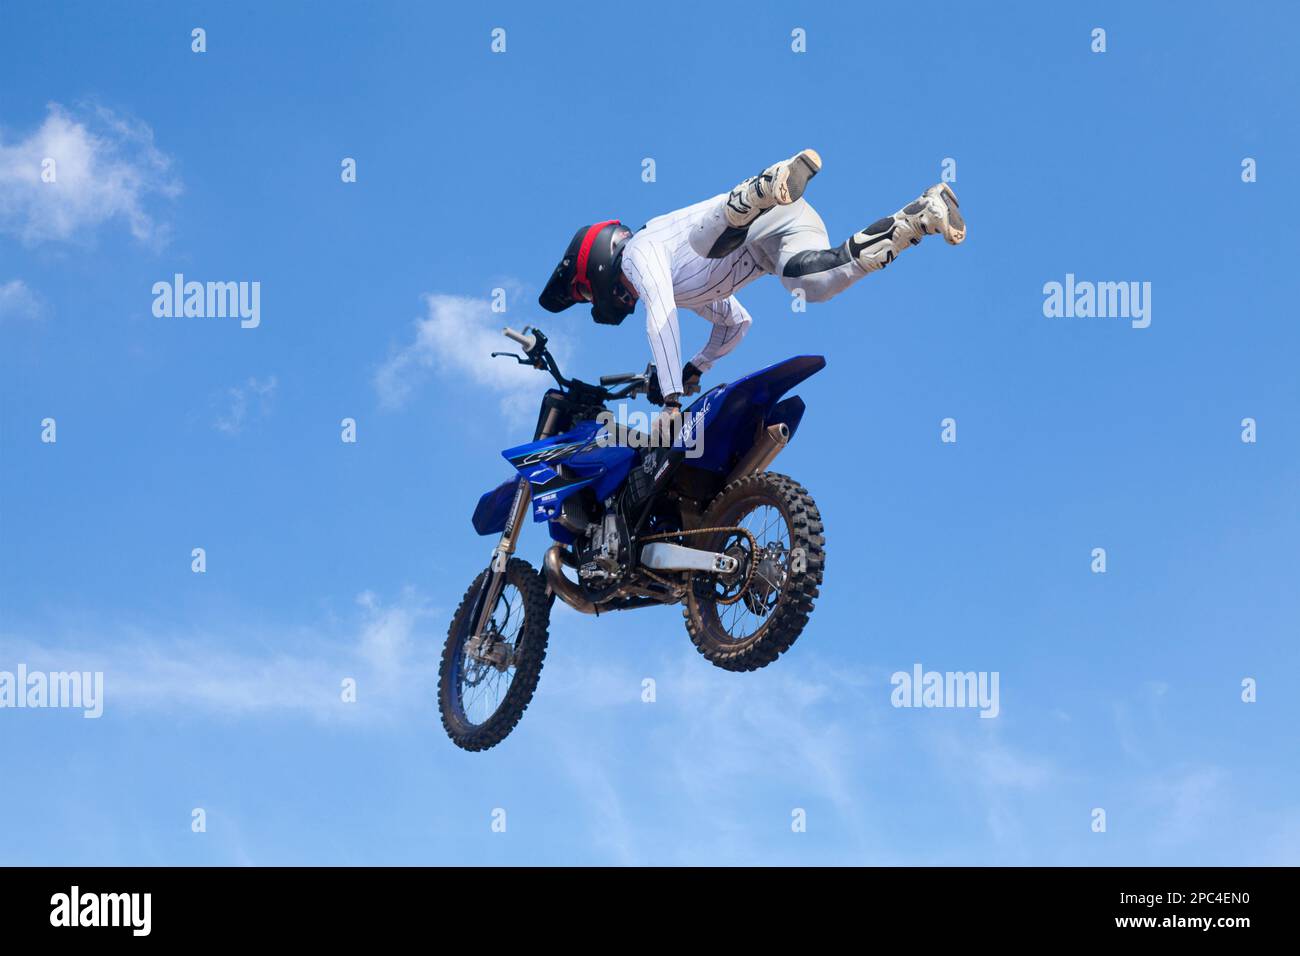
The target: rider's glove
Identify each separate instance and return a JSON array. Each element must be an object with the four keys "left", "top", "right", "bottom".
[
  {"left": 653, "top": 397, "right": 682, "bottom": 447},
  {"left": 682, "top": 362, "right": 703, "bottom": 396}
]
